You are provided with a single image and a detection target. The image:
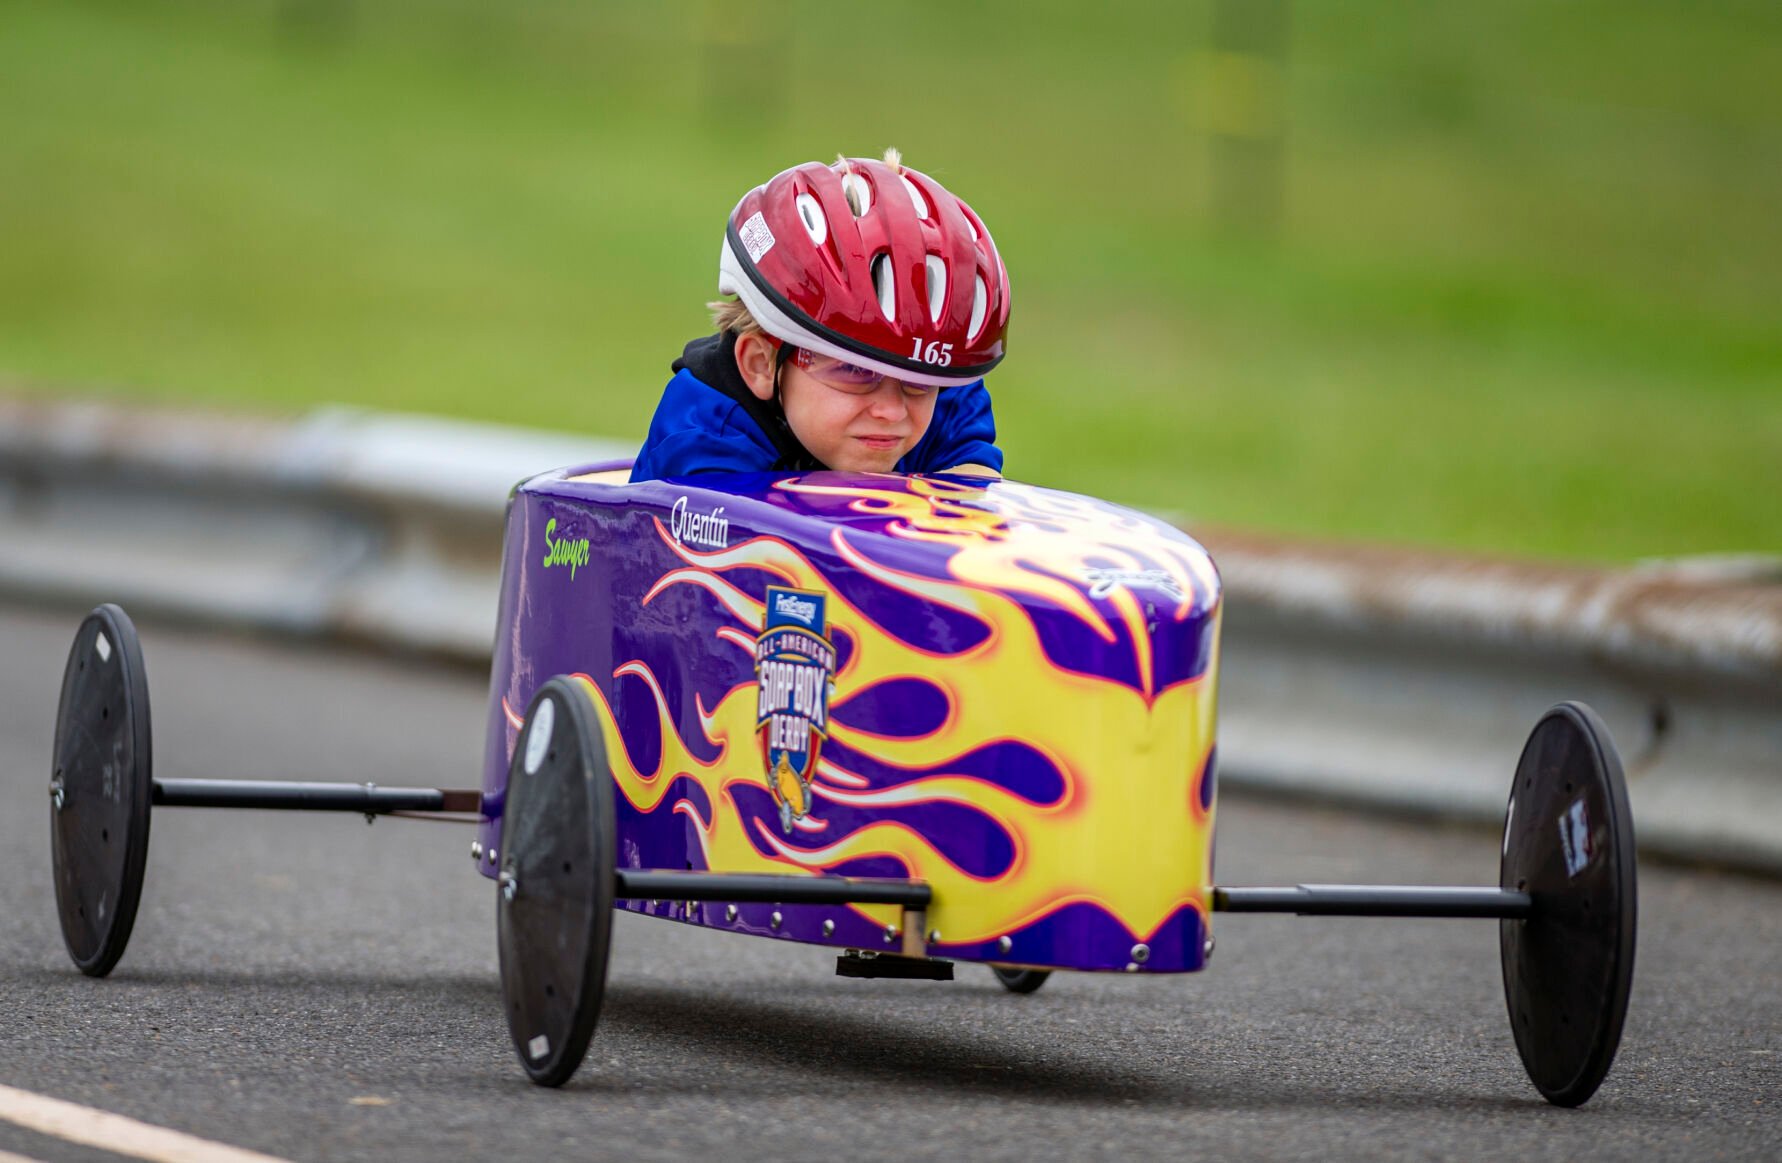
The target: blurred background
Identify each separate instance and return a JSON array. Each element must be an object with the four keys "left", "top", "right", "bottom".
[{"left": 1, "top": 0, "right": 1776, "bottom": 559}]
